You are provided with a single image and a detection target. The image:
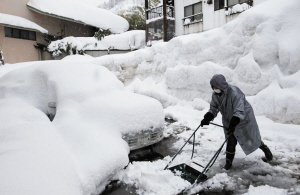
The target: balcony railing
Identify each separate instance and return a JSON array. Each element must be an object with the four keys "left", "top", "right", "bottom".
[
  {"left": 182, "top": 13, "right": 203, "bottom": 25},
  {"left": 146, "top": 5, "right": 174, "bottom": 20}
]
